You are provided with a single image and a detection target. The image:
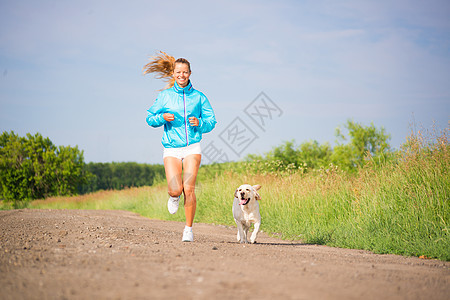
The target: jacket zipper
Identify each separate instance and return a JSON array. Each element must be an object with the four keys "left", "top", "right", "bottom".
[{"left": 183, "top": 91, "right": 189, "bottom": 146}]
